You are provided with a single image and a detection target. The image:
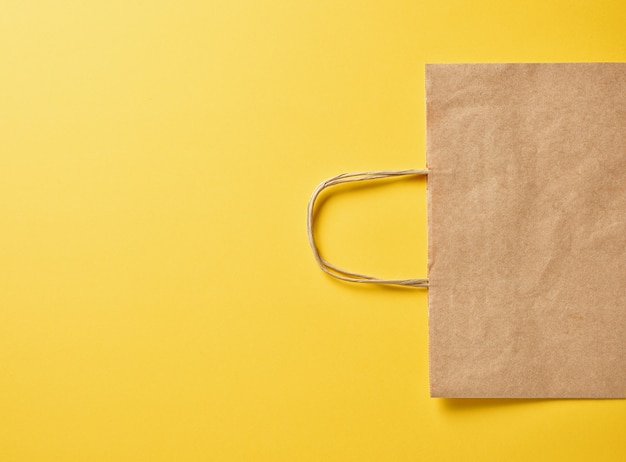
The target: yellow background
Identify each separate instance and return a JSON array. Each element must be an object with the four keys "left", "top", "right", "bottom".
[{"left": 1, "top": 1, "right": 624, "bottom": 460}]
